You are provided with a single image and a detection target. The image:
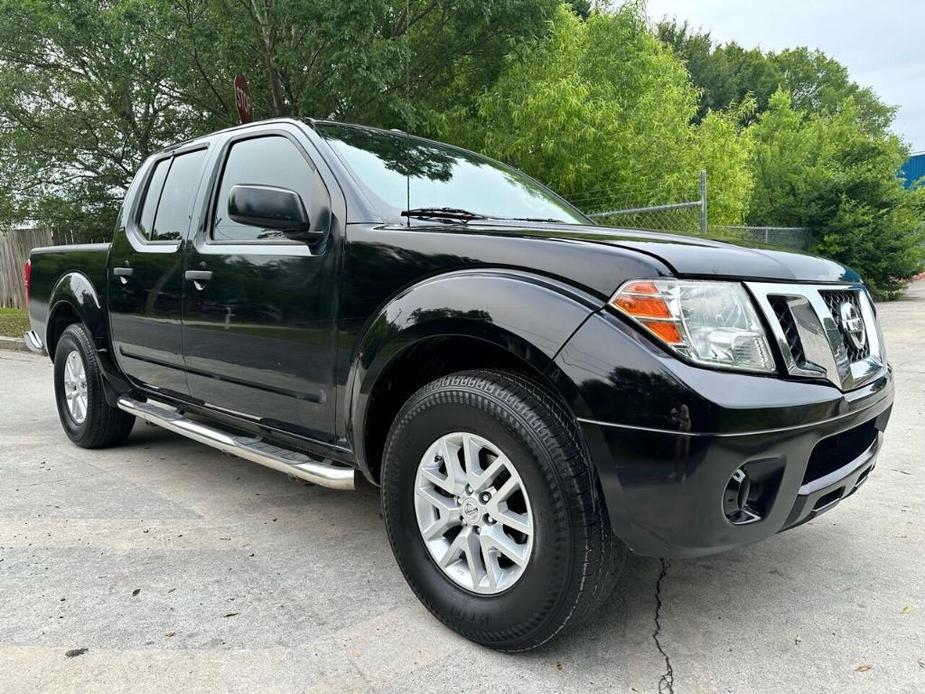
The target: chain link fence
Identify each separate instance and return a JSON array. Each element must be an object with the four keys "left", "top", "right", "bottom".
[
  {"left": 709, "top": 225, "right": 811, "bottom": 251},
  {"left": 568, "top": 171, "right": 811, "bottom": 252},
  {"left": 569, "top": 171, "right": 707, "bottom": 235}
]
